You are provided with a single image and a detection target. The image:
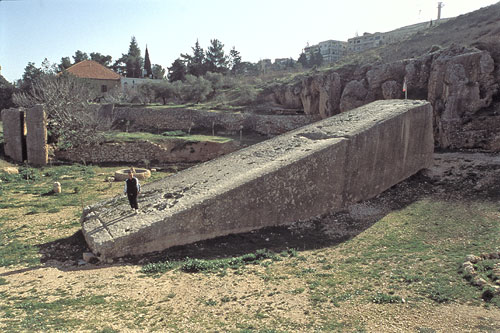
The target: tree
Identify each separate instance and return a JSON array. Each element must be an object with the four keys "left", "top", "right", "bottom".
[
  {"left": 180, "top": 75, "right": 212, "bottom": 103},
  {"left": 19, "top": 62, "right": 44, "bottom": 92},
  {"left": 90, "top": 52, "right": 112, "bottom": 67},
  {"left": 190, "top": 39, "right": 207, "bottom": 76},
  {"left": 58, "top": 57, "right": 72, "bottom": 72},
  {"left": 238, "top": 62, "right": 258, "bottom": 76},
  {"left": 167, "top": 58, "right": 186, "bottom": 82},
  {"left": 151, "top": 81, "right": 174, "bottom": 104},
  {"left": 228, "top": 47, "right": 242, "bottom": 74},
  {"left": 112, "top": 55, "right": 127, "bottom": 76},
  {"left": 298, "top": 52, "right": 308, "bottom": 68},
  {"left": 205, "top": 39, "right": 228, "bottom": 74},
  {"left": 40, "top": 58, "right": 57, "bottom": 75},
  {"left": 181, "top": 39, "right": 207, "bottom": 77},
  {"left": 125, "top": 36, "right": 143, "bottom": 78},
  {"left": 13, "top": 73, "right": 106, "bottom": 148},
  {"left": 72, "top": 50, "right": 89, "bottom": 63},
  {"left": 144, "top": 46, "right": 152, "bottom": 78},
  {"left": 310, "top": 51, "right": 323, "bottom": 67},
  {"left": 152, "top": 64, "right": 166, "bottom": 79},
  {"left": 0, "top": 74, "right": 15, "bottom": 111}
]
